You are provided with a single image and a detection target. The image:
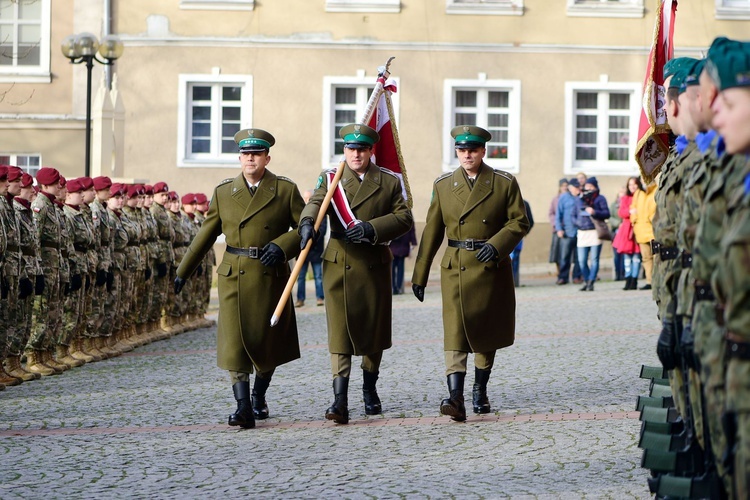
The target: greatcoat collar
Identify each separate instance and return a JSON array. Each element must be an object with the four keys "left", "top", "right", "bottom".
[
  {"left": 231, "top": 170, "right": 278, "bottom": 224},
  {"left": 451, "top": 163, "right": 493, "bottom": 218}
]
